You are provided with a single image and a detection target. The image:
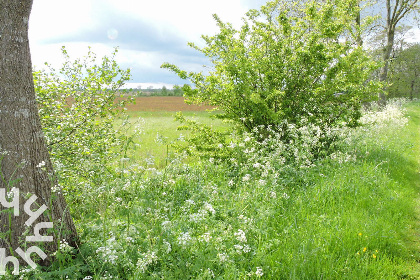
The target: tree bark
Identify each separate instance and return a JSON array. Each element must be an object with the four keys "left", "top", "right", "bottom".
[
  {"left": 378, "top": 27, "right": 395, "bottom": 104},
  {"left": 0, "top": 0, "right": 77, "bottom": 268},
  {"left": 355, "top": 3, "right": 363, "bottom": 47}
]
